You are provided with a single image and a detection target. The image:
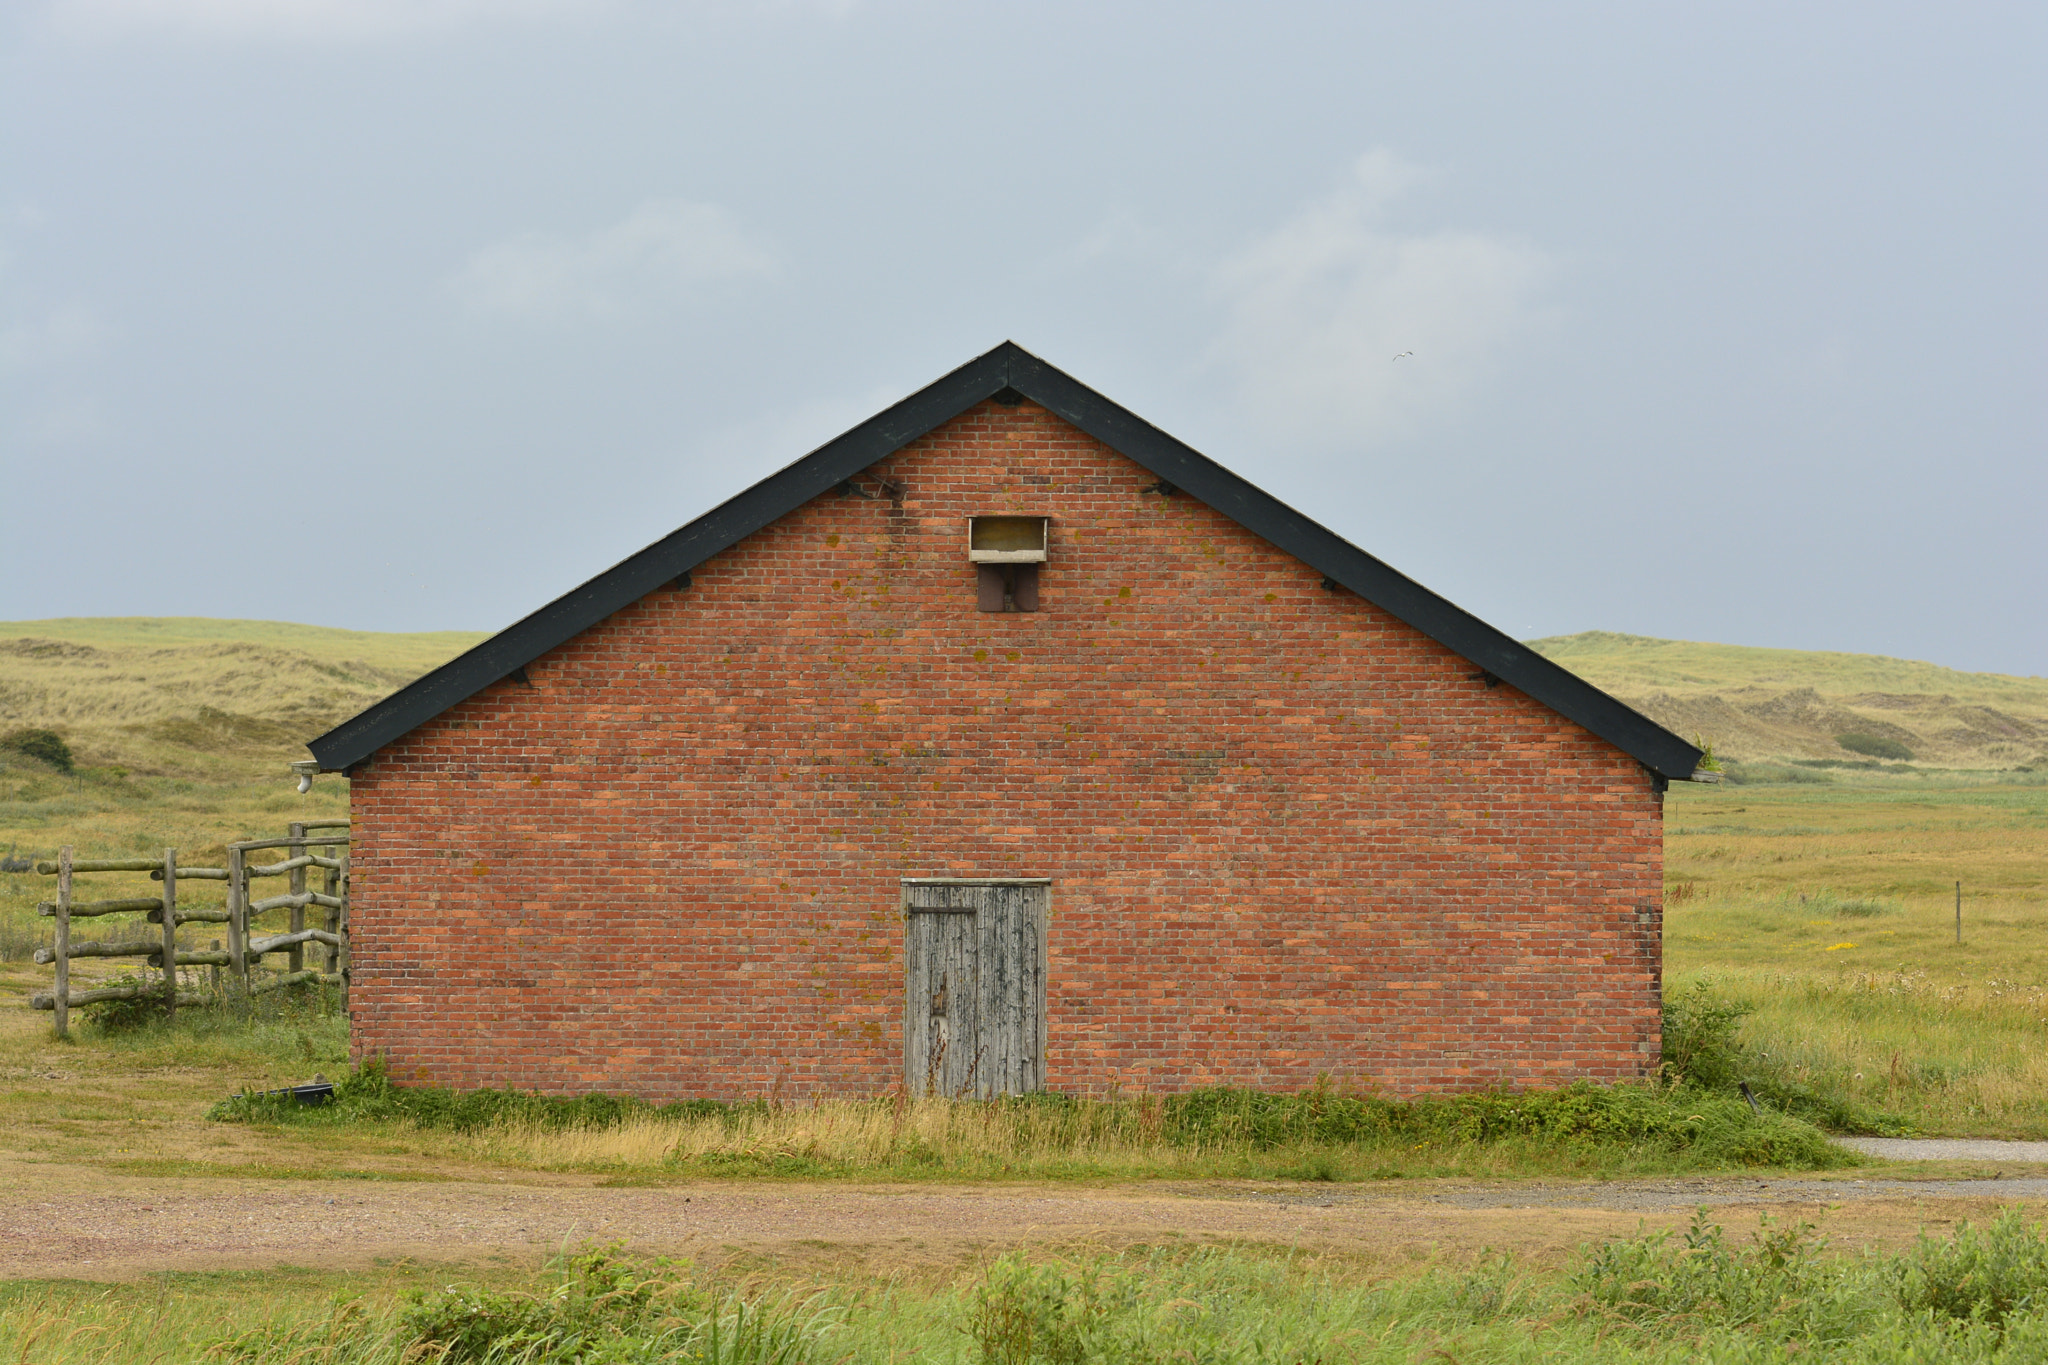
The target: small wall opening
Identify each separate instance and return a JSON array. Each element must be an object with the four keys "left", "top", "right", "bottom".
[{"left": 977, "top": 564, "right": 1040, "bottom": 613}]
